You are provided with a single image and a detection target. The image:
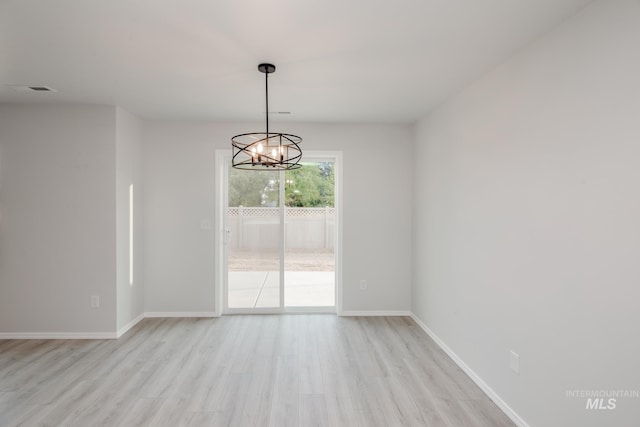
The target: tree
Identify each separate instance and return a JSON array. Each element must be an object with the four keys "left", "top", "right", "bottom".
[
  {"left": 228, "top": 168, "right": 278, "bottom": 207},
  {"left": 285, "top": 163, "right": 334, "bottom": 207},
  {"left": 228, "top": 162, "right": 334, "bottom": 207}
]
